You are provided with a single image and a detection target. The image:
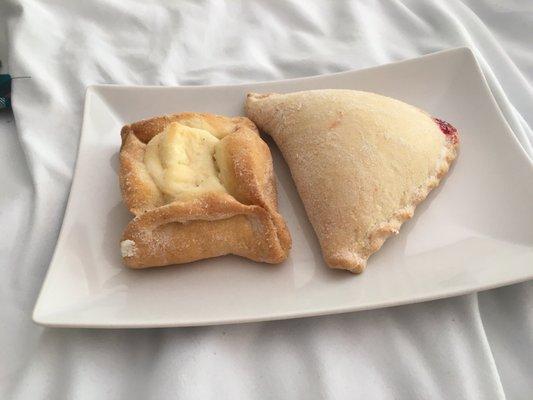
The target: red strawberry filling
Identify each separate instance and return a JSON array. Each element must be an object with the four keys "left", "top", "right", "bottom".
[{"left": 434, "top": 118, "right": 458, "bottom": 145}]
